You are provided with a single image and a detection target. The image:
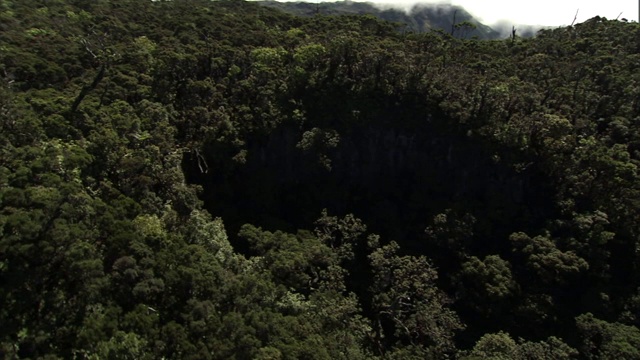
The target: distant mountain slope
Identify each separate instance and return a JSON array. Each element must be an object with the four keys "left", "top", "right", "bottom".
[{"left": 258, "top": 0, "right": 503, "bottom": 39}]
